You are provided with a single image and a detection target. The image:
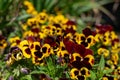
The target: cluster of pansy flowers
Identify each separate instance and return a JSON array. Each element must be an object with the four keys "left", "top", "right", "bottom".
[
  {"left": 2, "top": 0, "right": 120, "bottom": 80},
  {"left": 94, "top": 25, "right": 120, "bottom": 80}
]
